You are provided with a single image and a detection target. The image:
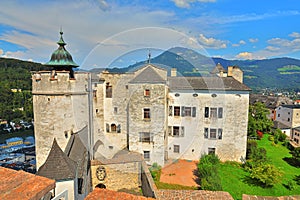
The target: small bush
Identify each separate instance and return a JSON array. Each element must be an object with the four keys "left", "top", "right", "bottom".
[
  {"left": 284, "top": 180, "right": 296, "bottom": 190},
  {"left": 246, "top": 140, "right": 258, "bottom": 159},
  {"left": 149, "top": 163, "right": 161, "bottom": 182},
  {"left": 268, "top": 135, "right": 274, "bottom": 141},
  {"left": 249, "top": 164, "right": 283, "bottom": 187}
]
